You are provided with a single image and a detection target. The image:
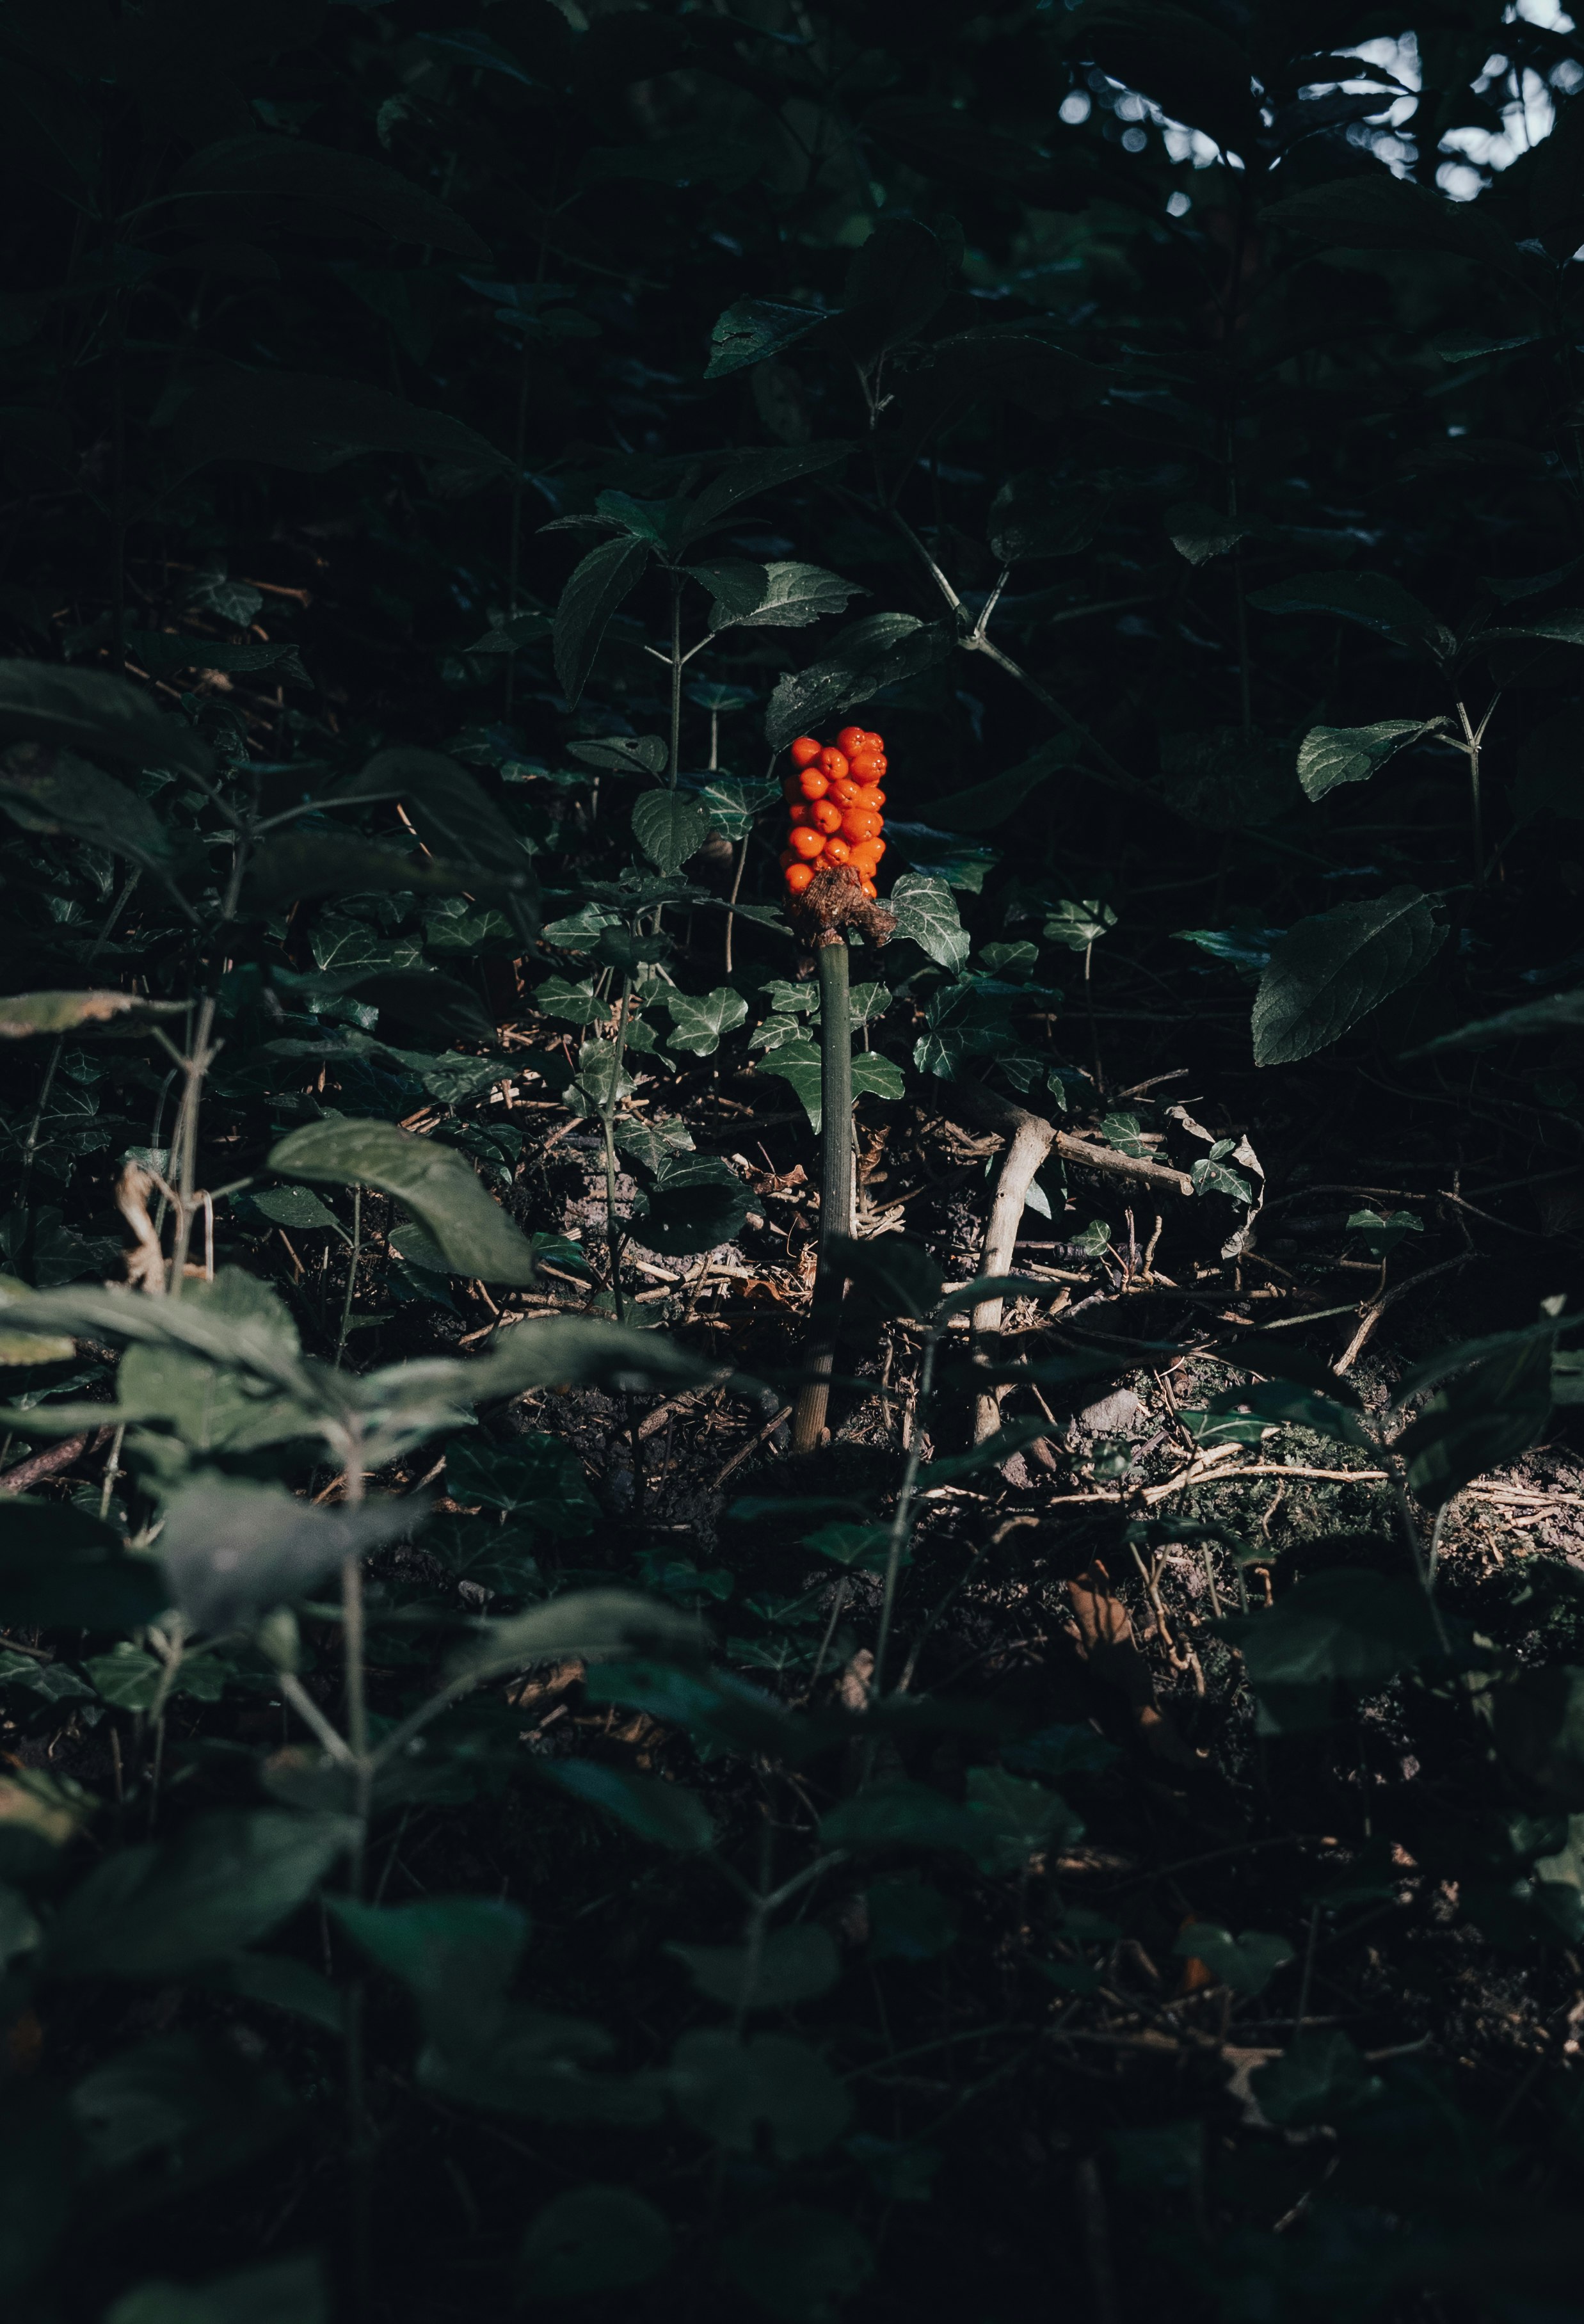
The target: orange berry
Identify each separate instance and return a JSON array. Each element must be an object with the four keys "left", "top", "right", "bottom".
[
  {"left": 861, "top": 876, "right": 877, "bottom": 899},
  {"left": 790, "top": 737, "right": 822, "bottom": 767},
  {"left": 816, "top": 746, "right": 849, "bottom": 781},
  {"left": 796, "top": 768, "right": 829, "bottom": 800},
  {"left": 862, "top": 730, "right": 884, "bottom": 753},
  {"left": 836, "top": 725, "right": 867, "bottom": 758},
  {"left": 847, "top": 842, "right": 881, "bottom": 874},
  {"left": 841, "top": 807, "right": 880, "bottom": 844},
  {"left": 861, "top": 786, "right": 885, "bottom": 810},
  {"left": 828, "top": 776, "right": 861, "bottom": 808},
  {"left": 791, "top": 825, "right": 826, "bottom": 858},
  {"left": 824, "top": 835, "right": 851, "bottom": 865},
  {"left": 812, "top": 798, "right": 842, "bottom": 833},
  {"left": 849, "top": 750, "right": 886, "bottom": 781},
  {"left": 785, "top": 861, "right": 815, "bottom": 894},
  {"left": 788, "top": 799, "right": 812, "bottom": 825},
  {"left": 870, "top": 836, "right": 886, "bottom": 860}
]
